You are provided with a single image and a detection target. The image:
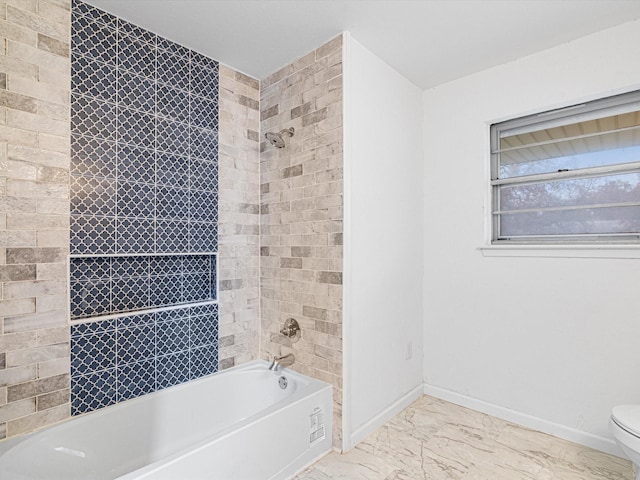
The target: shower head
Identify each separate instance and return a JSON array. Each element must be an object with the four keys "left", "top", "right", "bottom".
[
  {"left": 265, "top": 127, "right": 295, "bottom": 149},
  {"left": 265, "top": 132, "right": 285, "bottom": 149}
]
